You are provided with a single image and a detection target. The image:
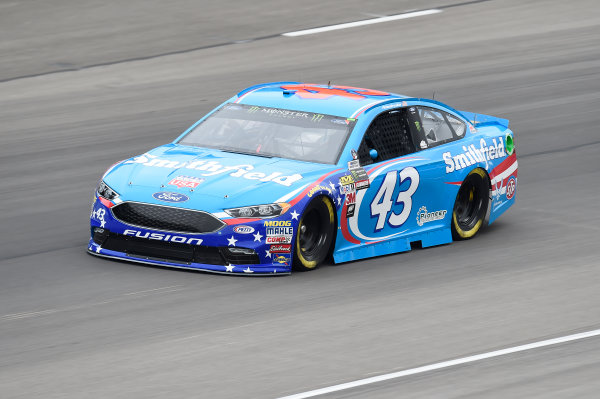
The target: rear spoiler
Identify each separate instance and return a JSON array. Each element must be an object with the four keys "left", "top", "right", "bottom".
[{"left": 459, "top": 111, "right": 509, "bottom": 129}]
